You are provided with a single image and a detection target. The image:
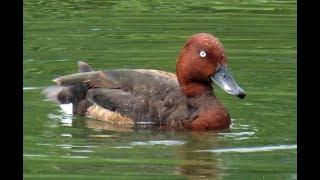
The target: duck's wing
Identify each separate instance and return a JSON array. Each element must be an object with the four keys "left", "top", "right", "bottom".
[
  {"left": 53, "top": 63, "right": 179, "bottom": 93},
  {"left": 86, "top": 88, "right": 161, "bottom": 123},
  {"left": 84, "top": 69, "right": 179, "bottom": 92},
  {"left": 87, "top": 88, "right": 132, "bottom": 111}
]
